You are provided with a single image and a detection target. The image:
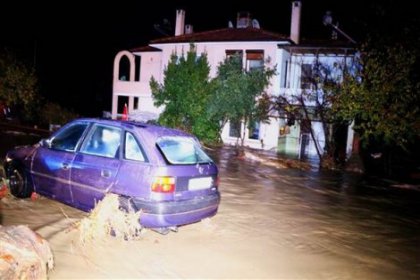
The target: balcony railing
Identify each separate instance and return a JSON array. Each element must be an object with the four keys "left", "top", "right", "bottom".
[{"left": 113, "top": 80, "right": 151, "bottom": 96}]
